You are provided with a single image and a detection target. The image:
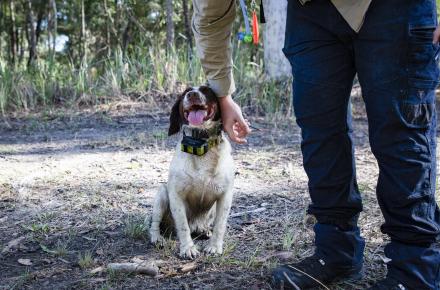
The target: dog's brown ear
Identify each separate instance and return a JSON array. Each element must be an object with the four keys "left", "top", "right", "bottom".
[
  {"left": 168, "top": 87, "right": 192, "bottom": 136},
  {"left": 168, "top": 98, "right": 182, "bottom": 136}
]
